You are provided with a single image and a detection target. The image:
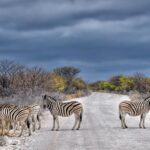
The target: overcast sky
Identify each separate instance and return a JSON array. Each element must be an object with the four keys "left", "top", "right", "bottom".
[{"left": 0, "top": 0, "right": 150, "bottom": 82}]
